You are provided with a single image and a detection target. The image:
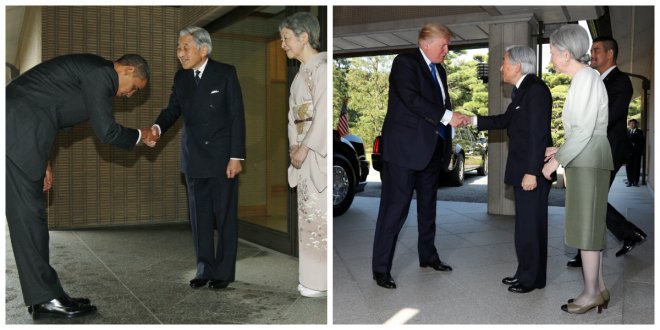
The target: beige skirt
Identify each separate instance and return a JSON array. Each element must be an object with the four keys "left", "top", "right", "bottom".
[{"left": 564, "top": 167, "right": 610, "bottom": 250}]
